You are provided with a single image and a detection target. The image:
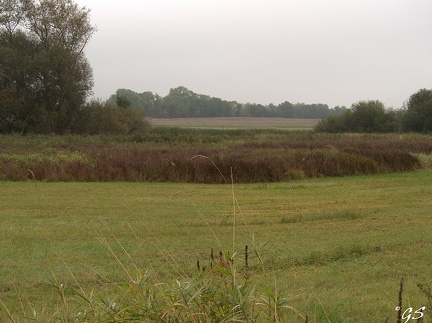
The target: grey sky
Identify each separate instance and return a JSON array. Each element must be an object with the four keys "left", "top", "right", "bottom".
[{"left": 75, "top": 0, "right": 432, "bottom": 109}]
